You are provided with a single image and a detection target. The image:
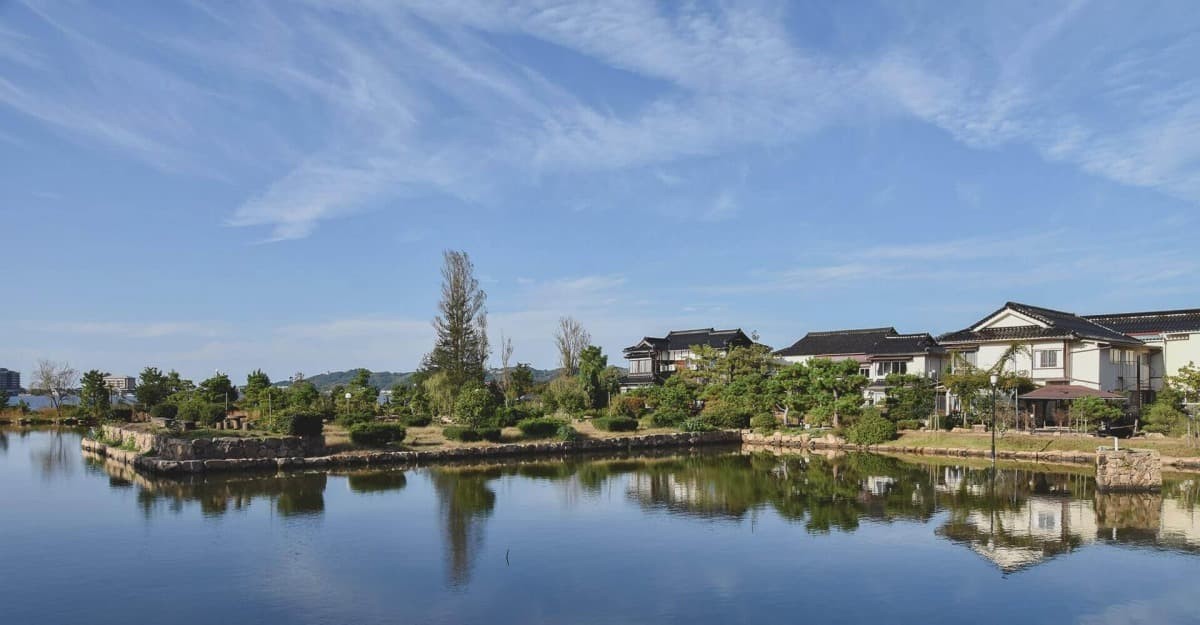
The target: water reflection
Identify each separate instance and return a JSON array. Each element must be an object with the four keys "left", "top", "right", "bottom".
[
  {"left": 29, "top": 429, "right": 79, "bottom": 481},
  {"left": 83, "top": 443, "right": 1200, "bottom": 585}
]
